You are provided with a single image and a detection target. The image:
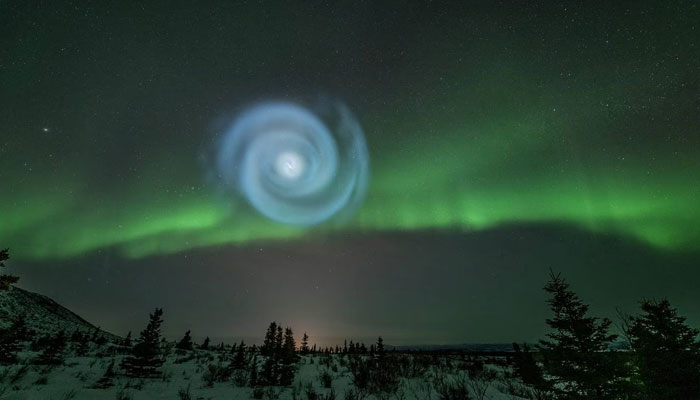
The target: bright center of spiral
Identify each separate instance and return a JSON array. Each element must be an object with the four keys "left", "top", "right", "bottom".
[{"left": 275, "top": 151, "right": 305, "bottom": 180}]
